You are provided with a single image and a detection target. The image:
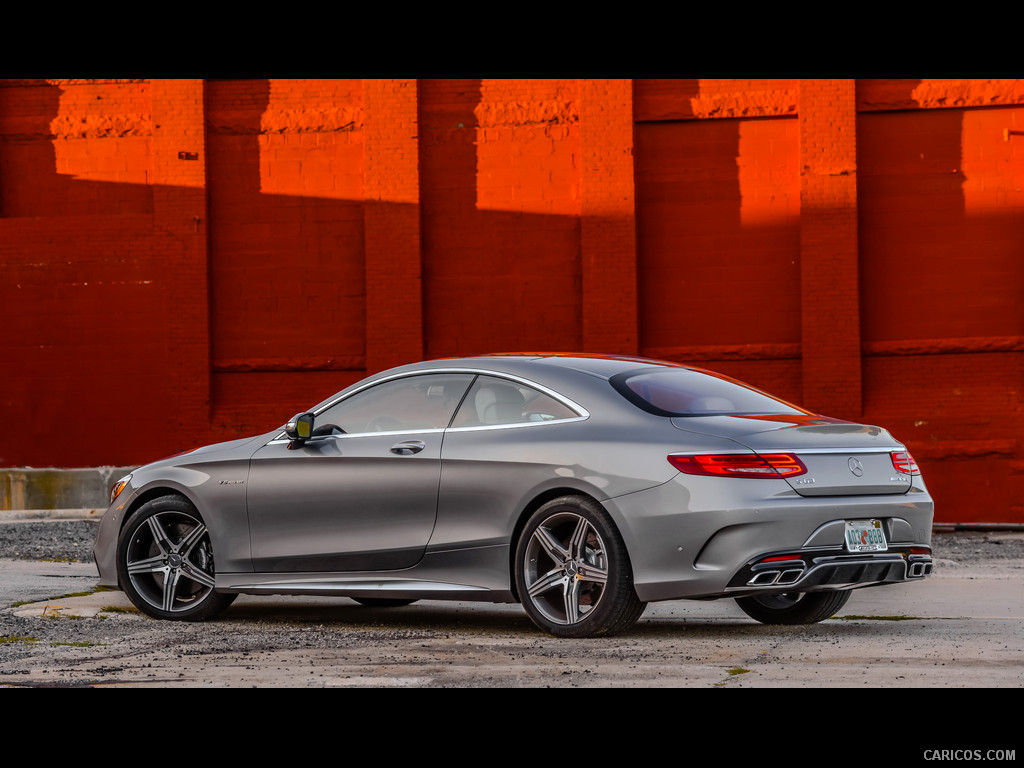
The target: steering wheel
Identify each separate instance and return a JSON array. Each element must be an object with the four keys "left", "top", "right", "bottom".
[{"left": 311, "top": 423, "right": 345, "bottom": 437}]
